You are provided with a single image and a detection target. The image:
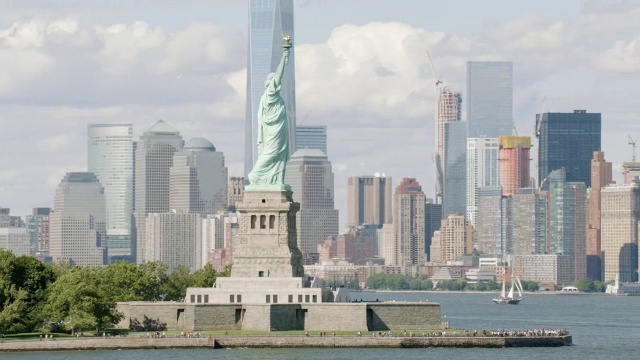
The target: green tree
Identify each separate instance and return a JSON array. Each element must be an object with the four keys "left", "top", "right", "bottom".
[
  {"left": 43, "top": 267, "right": 122, "bottom": 334},
  {"left": 191, "top": 263, "right": 218, "bottom": 288},
  {"left": 161, "top": 266, "right": 193, "bottom": 301},
  {"left": 574, "top": 278, "right": 596, "bottom": 292}
]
